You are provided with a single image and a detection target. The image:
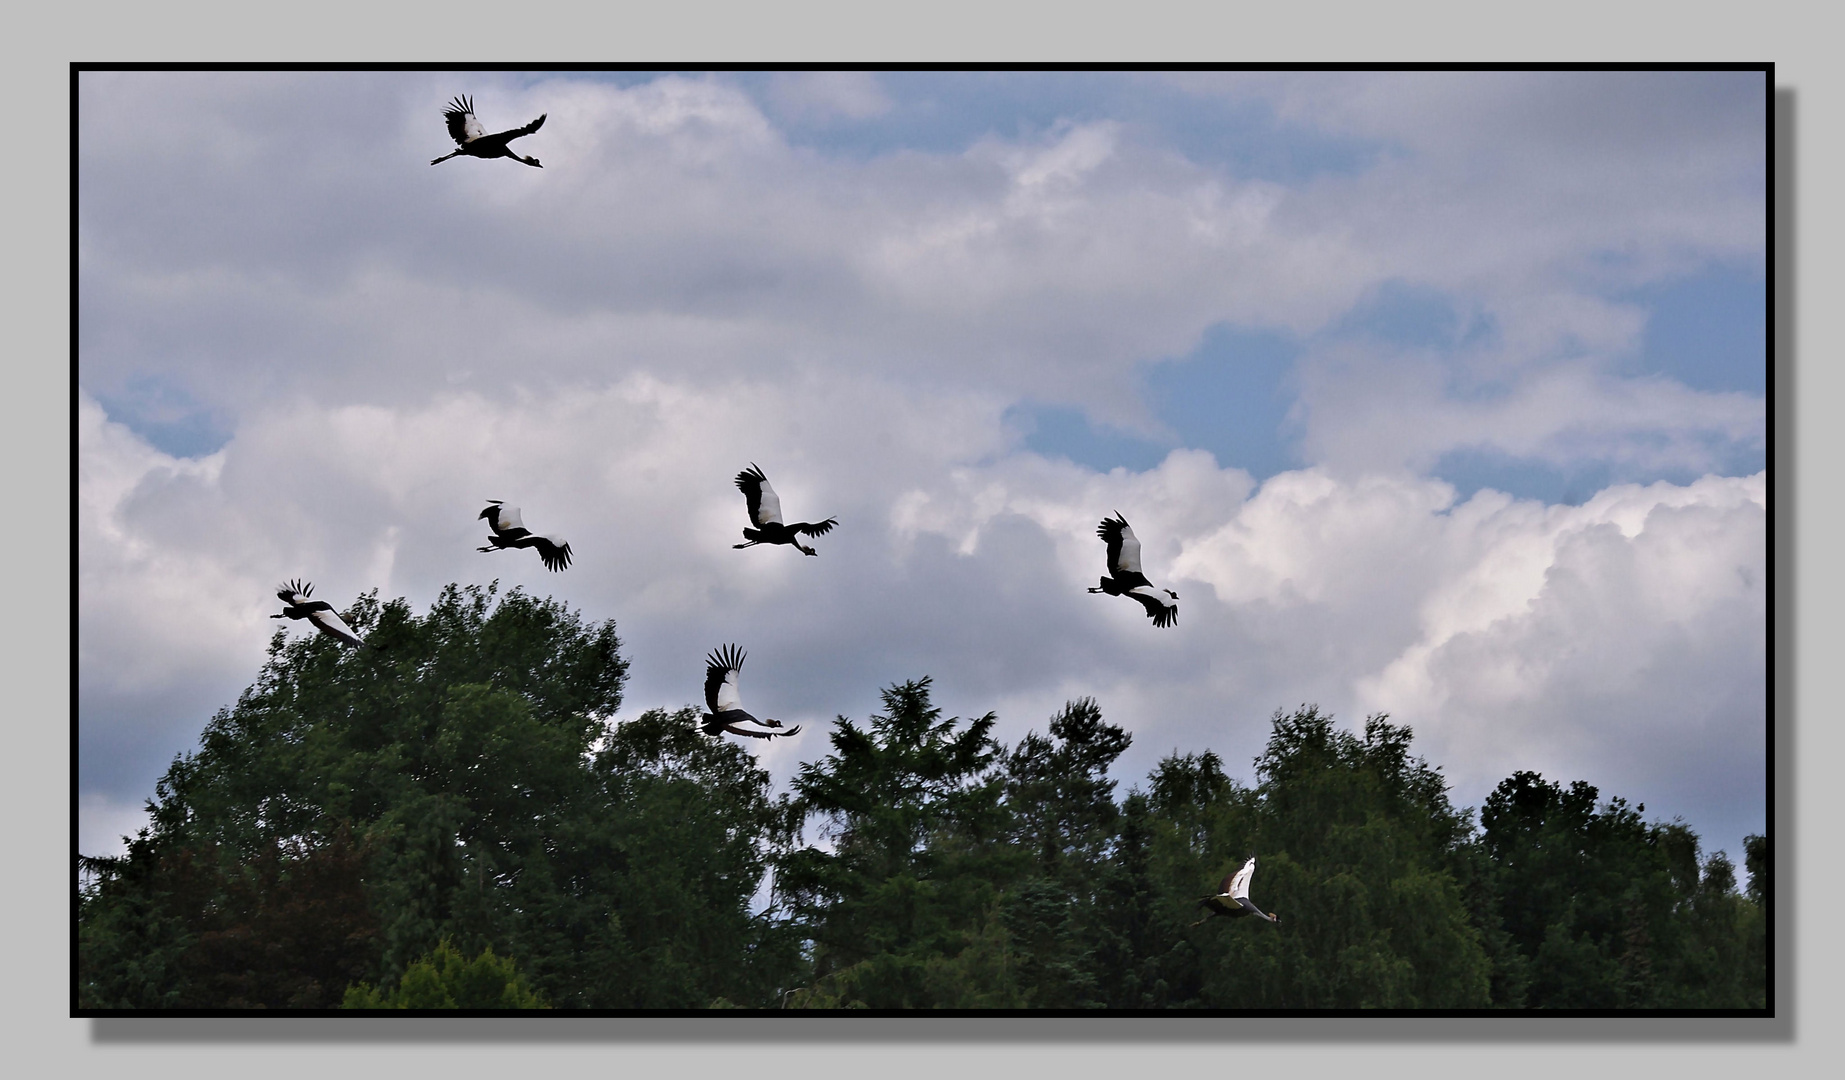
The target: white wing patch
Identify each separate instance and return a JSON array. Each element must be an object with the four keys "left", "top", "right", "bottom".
[
  {"left": 1115, "top": 523, "right": 1143, "bottom": 575},
  {"left": 462, "top": 113, "right": 486, "bottom": 143},
  {"left": 311, "top": 609, "right": 363, "bottom": 646},
  {"left": 715, "top": 666, "right": 744, "bottom": 713},
  {"left": 497, "top": 505, "right": 527, "bottom": 531},
  {"left": 1128, "top": 585, "right": 1174, "bottom": 610},
  {"left": 1229, "top": 857, "right": 1256, "bottom": 900},
  {"left": 755, "top": 480, "right": 785, "bottom": 527}
]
